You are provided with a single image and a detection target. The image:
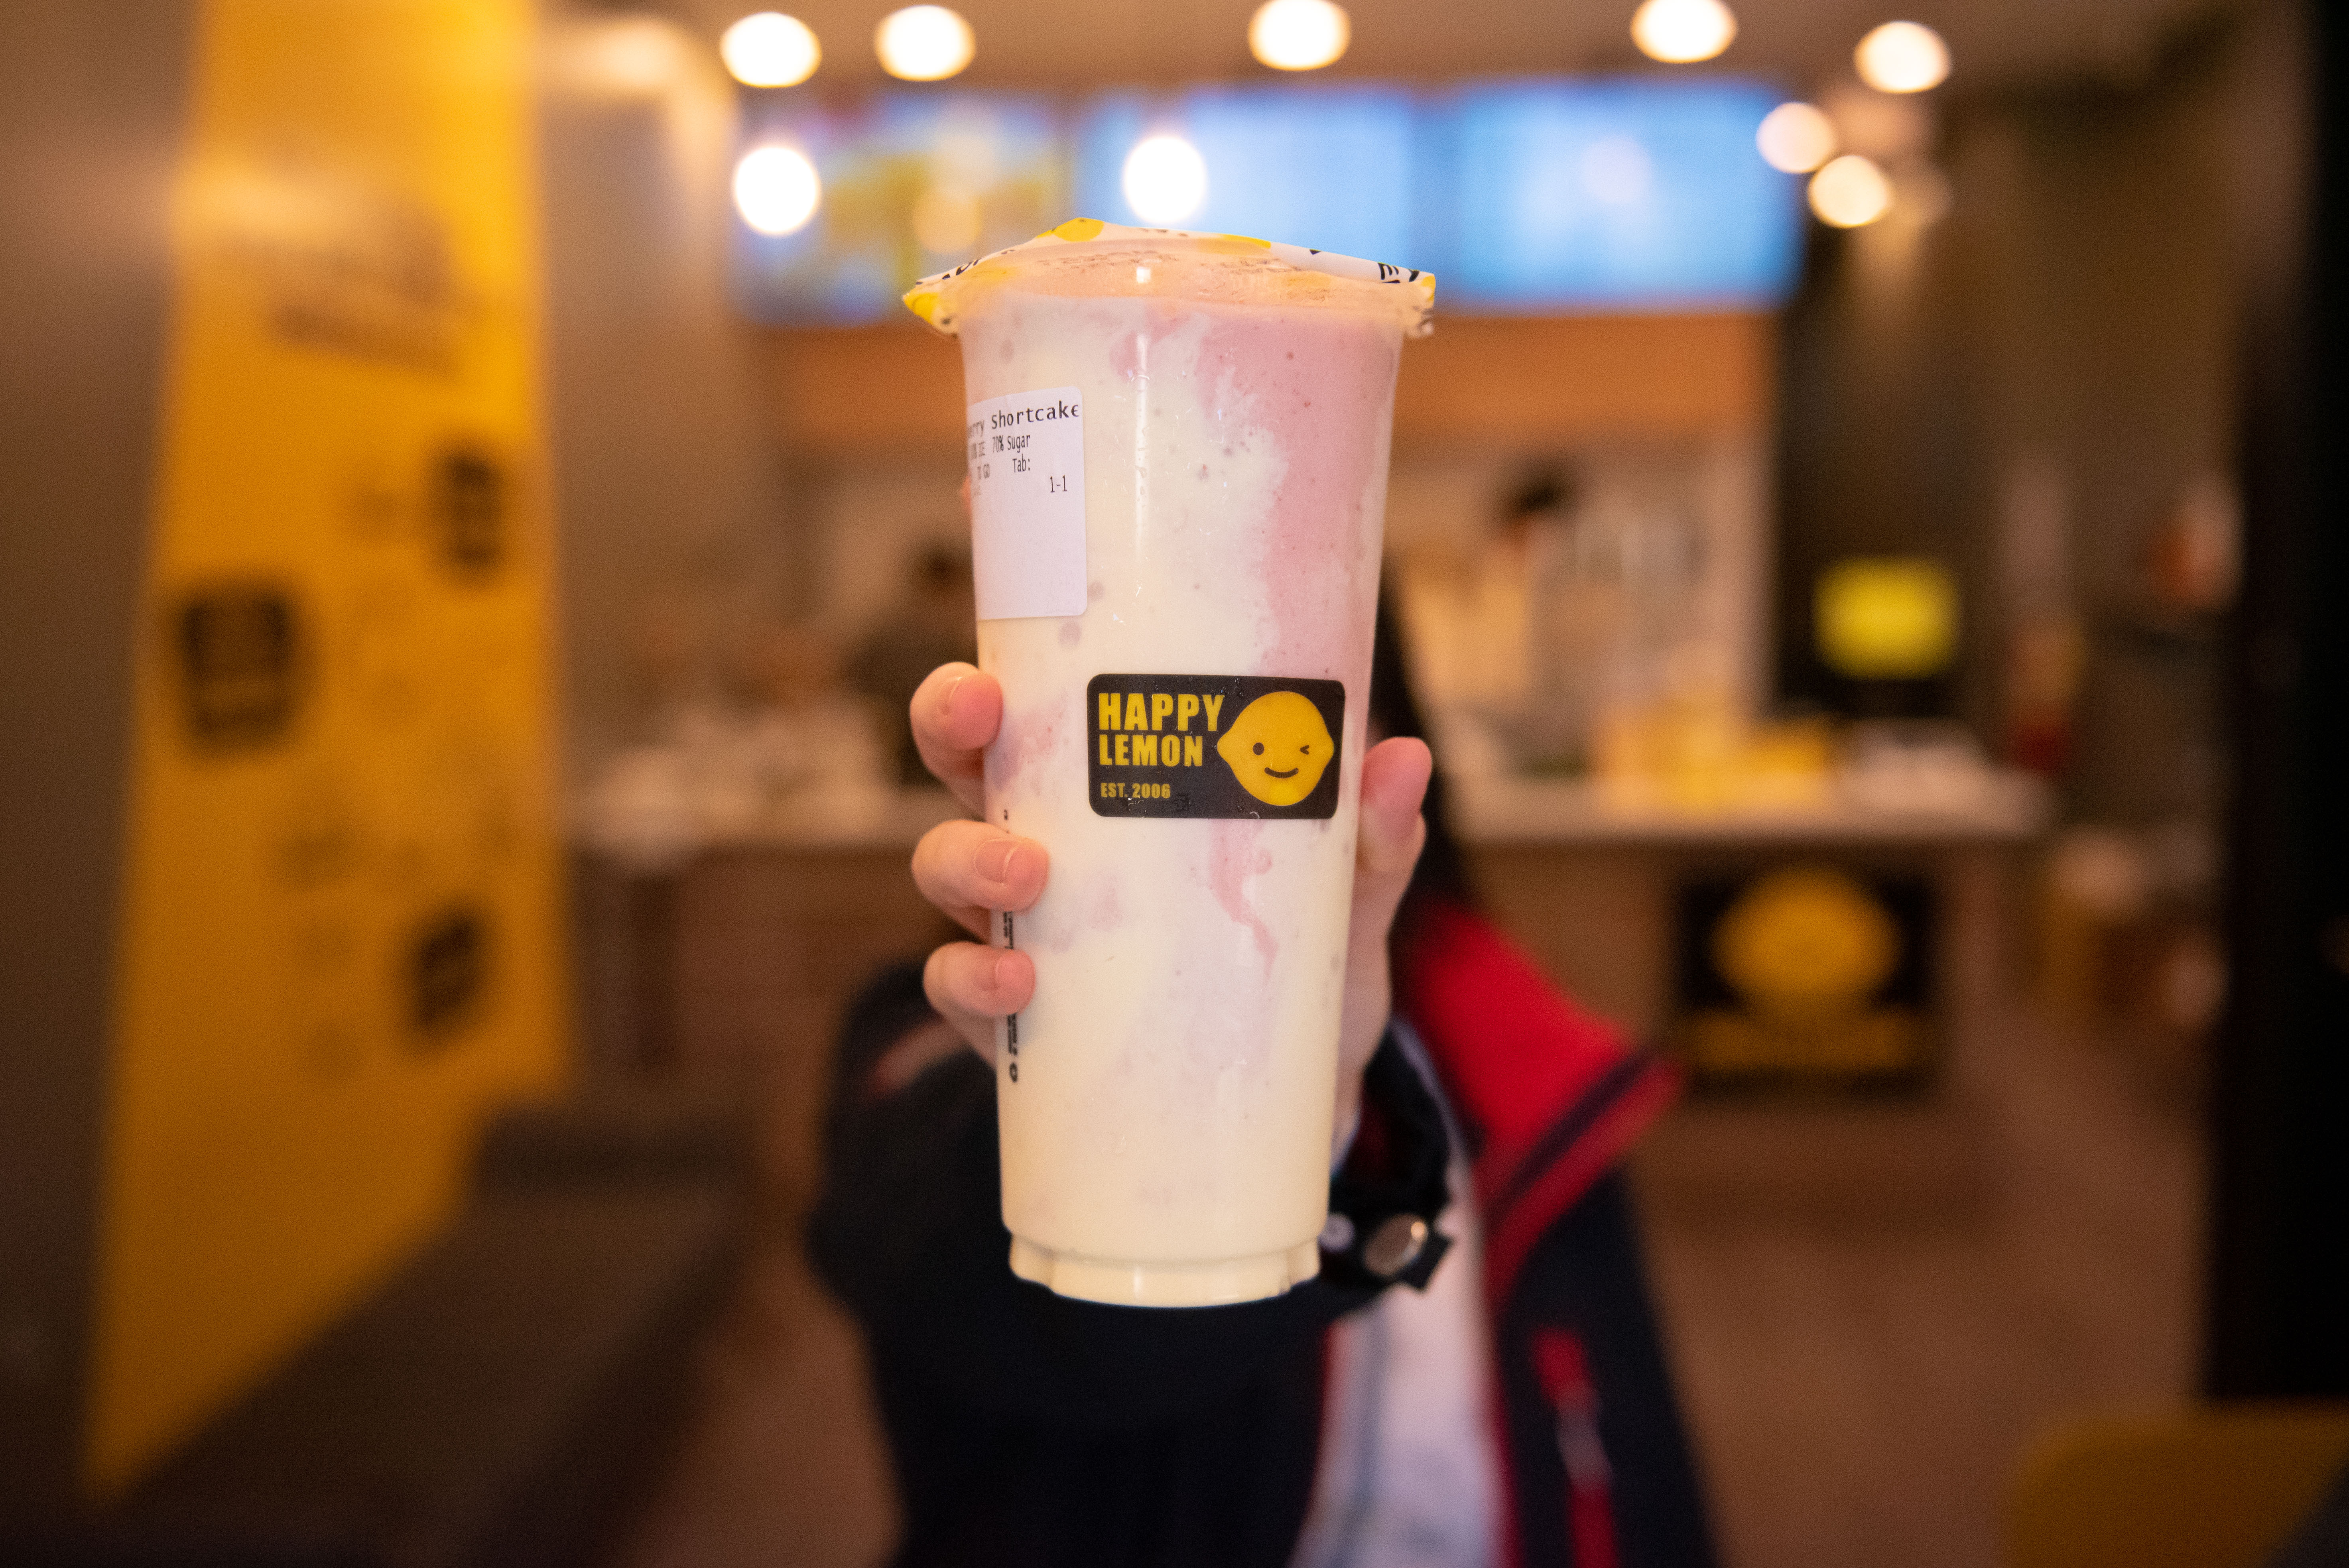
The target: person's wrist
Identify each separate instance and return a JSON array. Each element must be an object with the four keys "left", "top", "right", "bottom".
[{"left": 1321, "top": 1021, "right": 1453, "bottom": 1291}]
